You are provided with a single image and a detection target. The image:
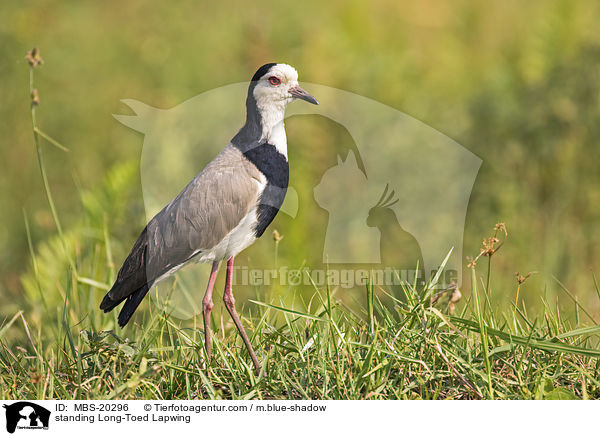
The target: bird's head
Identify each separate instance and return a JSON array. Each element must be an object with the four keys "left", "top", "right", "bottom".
[
  {"left": 235, "top": 63, "right": 319, "bottom": 144},
  {"left": 250, "top": 63, "right": 318, "bottom": 113}
]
